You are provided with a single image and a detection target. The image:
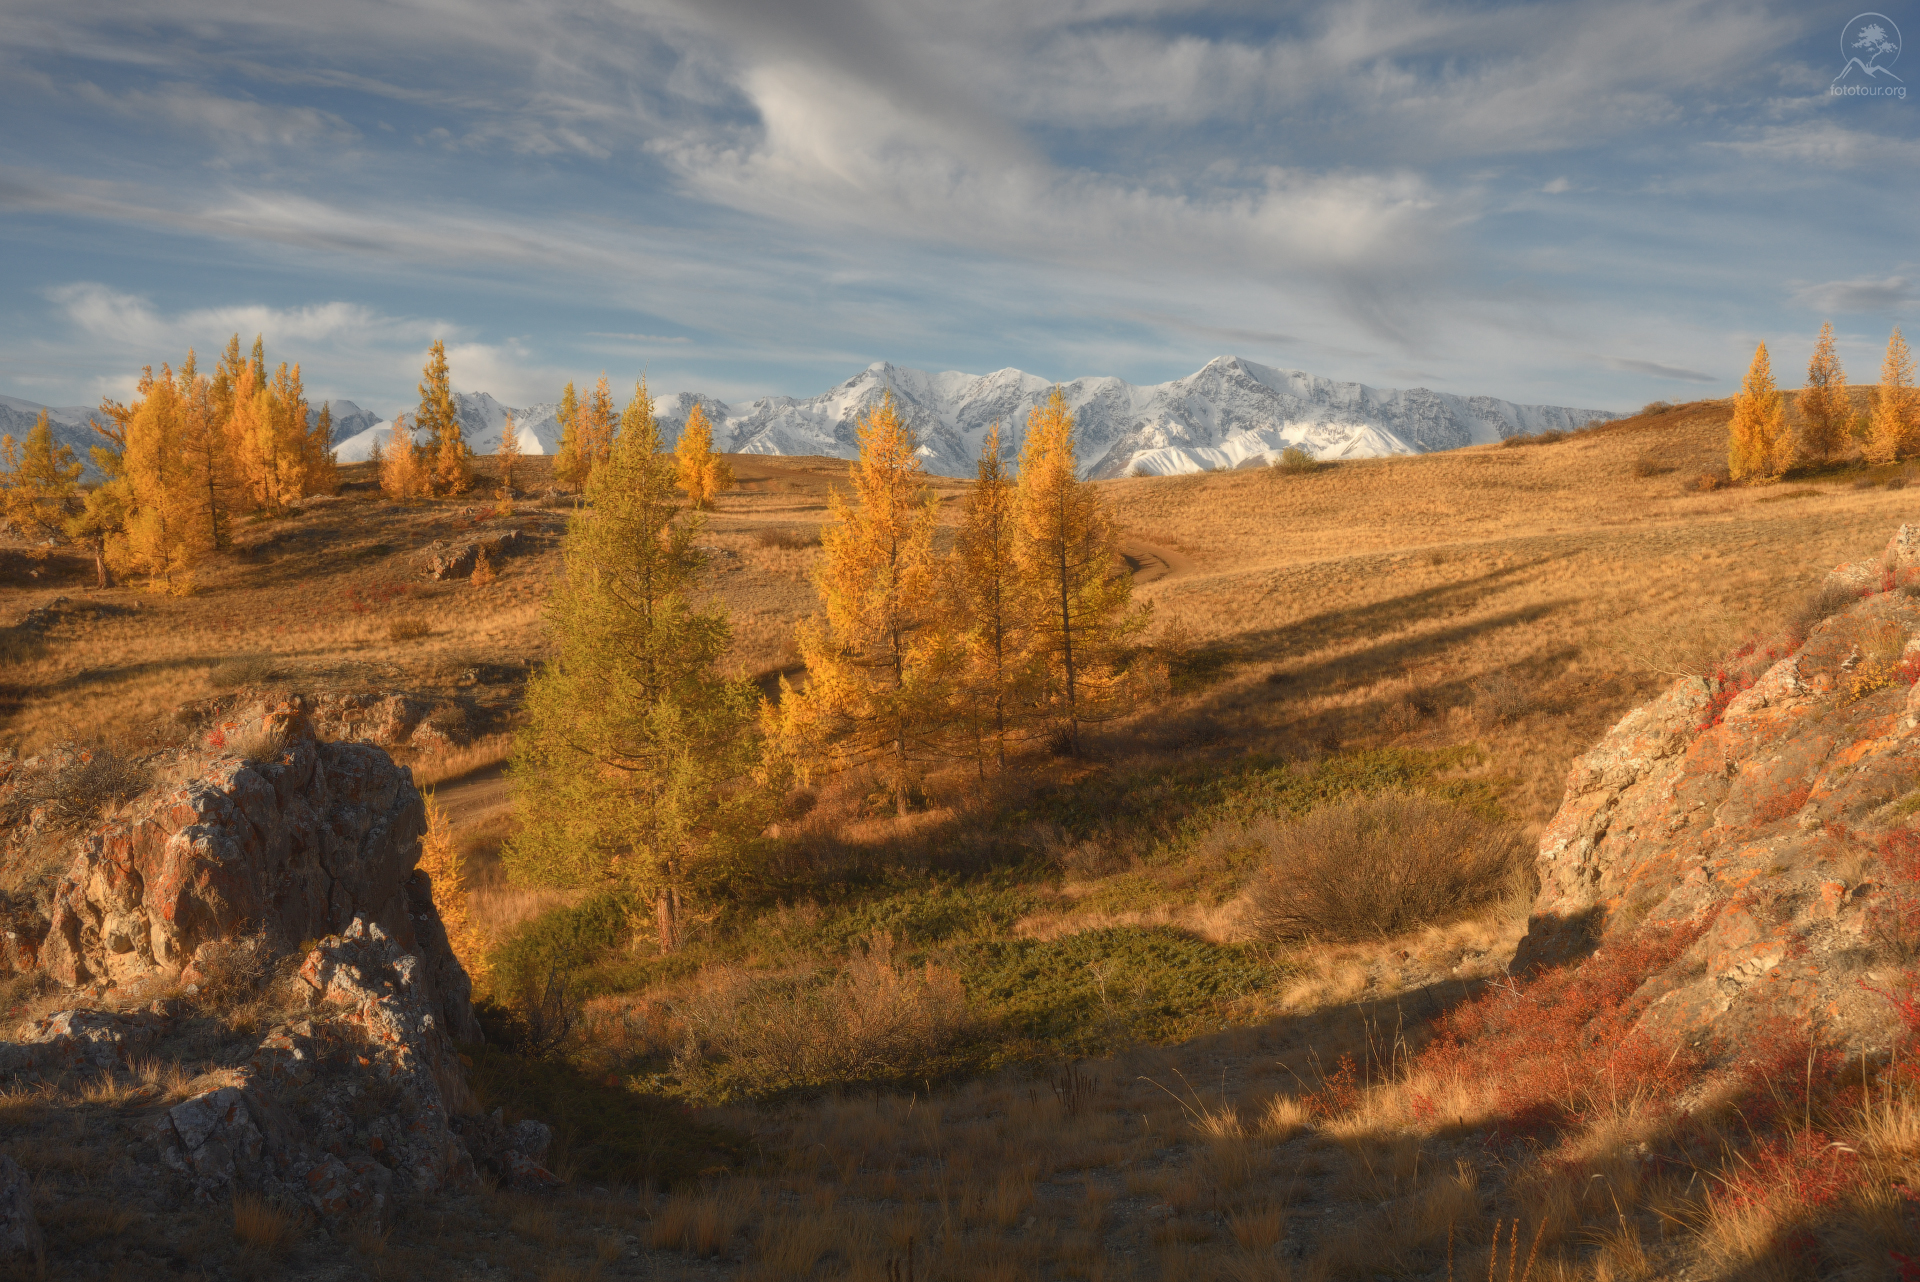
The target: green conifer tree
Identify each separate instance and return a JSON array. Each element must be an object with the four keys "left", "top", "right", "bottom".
[{"left": 505, "top": 386, "right": 766, "bottom": 953}]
